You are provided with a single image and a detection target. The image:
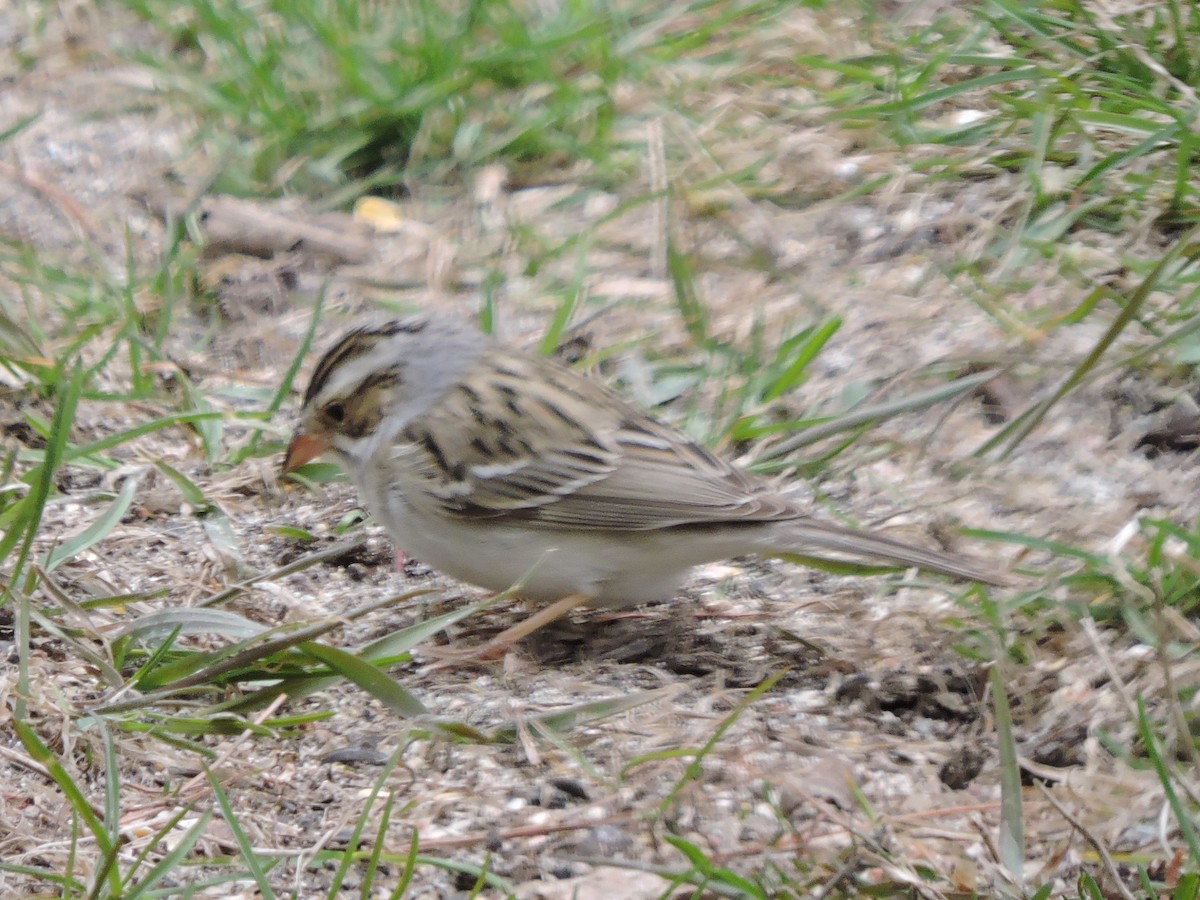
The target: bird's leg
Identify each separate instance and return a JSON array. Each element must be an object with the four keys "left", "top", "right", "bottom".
[
  {"left": 425, "top": 593, "right": 594, "bottom": 665},
  {"left": 393, "top": 548, "right": 407, "bottom": 571}
]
